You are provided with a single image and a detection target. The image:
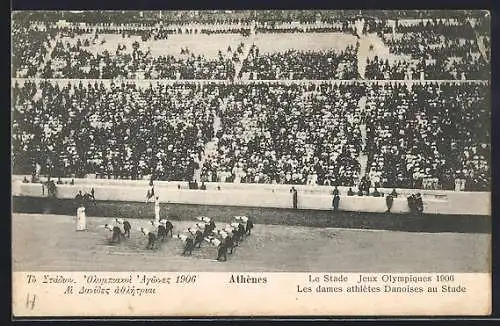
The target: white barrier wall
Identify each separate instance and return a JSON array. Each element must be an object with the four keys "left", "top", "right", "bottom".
[
  {"left": 13, "top": 179, "right": 490, "bottom": 216},
  {"left": 12, "top": 175, "right": 491, "bottom": 204},
  {"left": 11, "top": 175, "right": 490, "bottom": 197}
]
